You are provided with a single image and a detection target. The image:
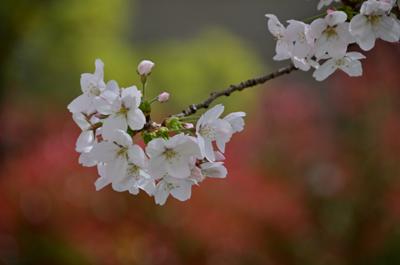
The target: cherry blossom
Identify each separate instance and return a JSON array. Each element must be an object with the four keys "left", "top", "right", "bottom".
[
  {"left": 265, "top": 15, "right": 315, "bottom": 71},
  {"left": 313, "top": 52, "right": 366, "bottom": 81},
  {"left": 112, "top": 144, "right": 154, "bottom": 195},
  {"left": 286, "top": 20, "right": 313, "bottom": 59},
  {"left": 308, "top": 11, "right": 354, "bottom": 58},
  {"left": 223, "top": 112, "right": 246, "bottom": 133},
  {"left": 196, "top": 104, "right": 233, "bottom": 162},
  {"left": 72, "top": 113, "right": 98, "bottom": 153},
  {"left": 266, "top": 3, "right": 399, "bottom": 82},
  {"left": 94, "top": 160, "right": 155, "bottom": 197},
  {"left": 90, "top": 129, "right": 134, "bottom": 180},
  {"left": 199, "top": 162, "right": 227, "bottom": 179},
  {"left": 265, "top": 14, "right": 293, "bottom": 61},
  {"left": 99, "top": 83, "right": 146, "bottom": 139},
  {"left": 72, "top": 113, "right": 101, "bottom": 167},
  {"left": 350, "top": 0, "right": 400, "bottom": 51},
  {"left": 146, "top": 133, "right": 203, "bottom": 179},
  {"left": 78, "top": 128, "right": 102, "bottom": 167},
  {"left": 154, "top": 176, "right": 194, "bottom": 205},
  {"left": 137, "top": 60, "right": 155, "bottom": 76},
  {"left": 157, "top": 92, "right": 170, "bottom": 103},
  {"left": 67, "top": 59, "right": 106, "bottom": 114}
]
